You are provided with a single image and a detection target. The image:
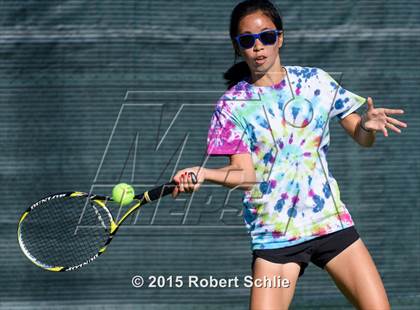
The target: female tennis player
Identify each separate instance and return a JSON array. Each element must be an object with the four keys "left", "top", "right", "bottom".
[{"left": 172, "top": 0, "right": 407, "bottom": 309}]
